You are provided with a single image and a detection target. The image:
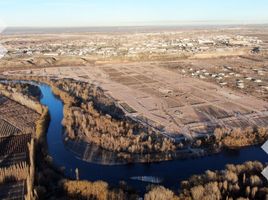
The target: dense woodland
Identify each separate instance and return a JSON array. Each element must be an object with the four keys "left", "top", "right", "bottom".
[
  {"left": 0, "top": 81, "right": 41, "bottom": 101},
  {"left": 143, "top": 161, "right": 268, "bottom": 200},
  {"left": 51, "top": 79, "right": 176, "bottom": 154},
  {"left": 37, "top": 161, "right": 268, "bottom": 200},
  {"left": 50, "top": 78, "right": 268, "bottom": 156},
  {"left": 177, "top": 161, "right": 268, "bottom": 200},
  {"left": 213, "top": 127, "right": 268, "bottom": 148}
]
